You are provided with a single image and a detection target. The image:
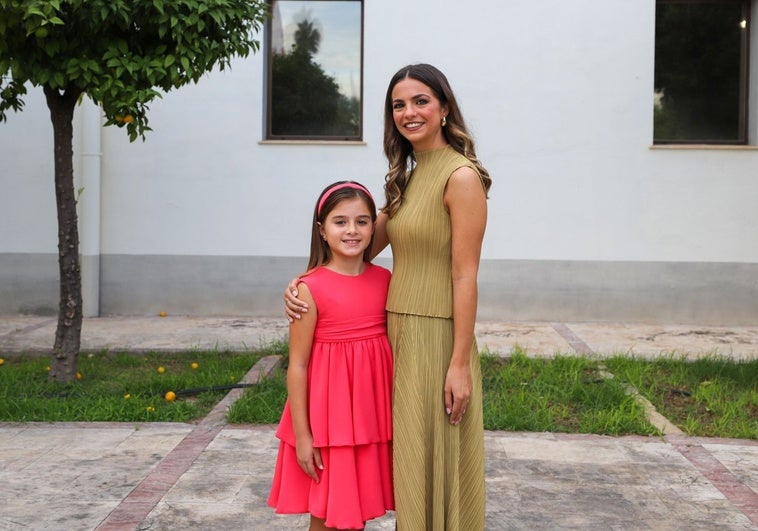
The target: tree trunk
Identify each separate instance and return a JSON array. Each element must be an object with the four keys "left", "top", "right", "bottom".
[{"left": 44, "top": 85, "right": 84, "bottom": 384}]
